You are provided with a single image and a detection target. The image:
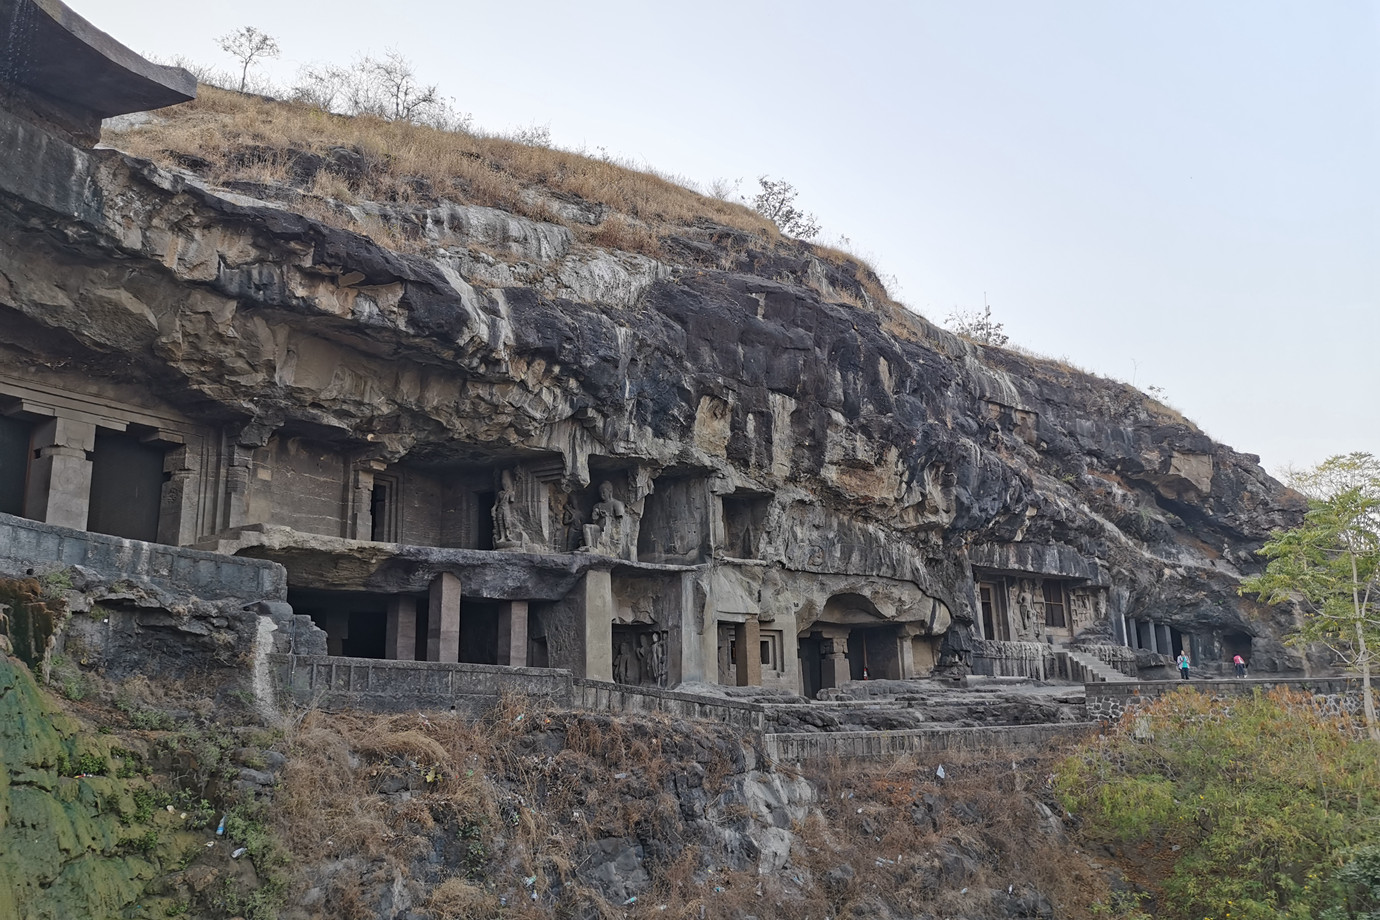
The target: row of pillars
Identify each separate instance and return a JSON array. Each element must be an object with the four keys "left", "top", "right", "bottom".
[
  {"left": 1126, "top": 617, "right": 1175, "bottom": 655},
  {"left": 383, "top": 573, "right": 529, "bottom": 666},
  {"left": 20, "top": 413, "right": 196, "bottom": 544}
]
